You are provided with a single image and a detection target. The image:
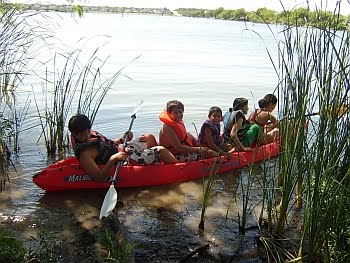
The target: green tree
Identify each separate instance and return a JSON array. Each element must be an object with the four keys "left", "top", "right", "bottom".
[
  {"left": 212, "top": 7, "right": 224, "bottom": 18},
  {"left": 290, "top": 7, "right": 310, "bottom": 26},
  {"left": 217, "top": 9, "right": 234, "bottom": 20},
  {"left": 256, "top": 7, "right": 278, "bottom": 23},
  {"left": 277, "top": 10, "right": 291, "bottom": 24},
  {"left": 72, "top": 4, "right": 83, "bottom": 17},
  {"left": 204, "top": 9, "right": 214, "bottom": 18},
  {"left": 234, "top": 8, "right": 248, "bottom": 21}
]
